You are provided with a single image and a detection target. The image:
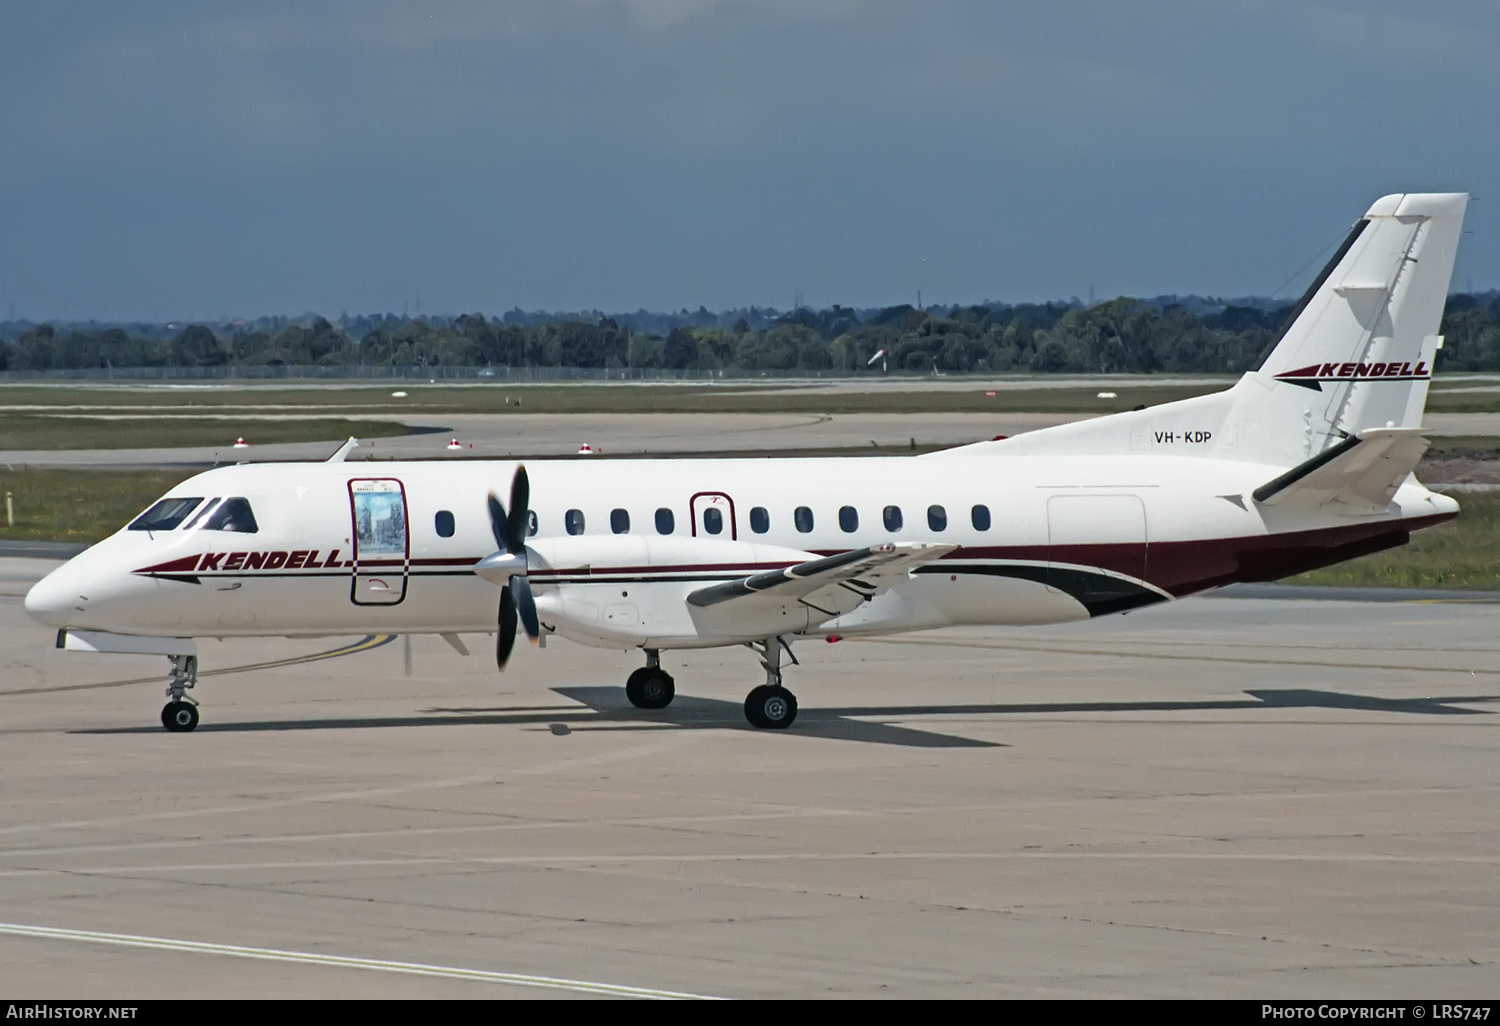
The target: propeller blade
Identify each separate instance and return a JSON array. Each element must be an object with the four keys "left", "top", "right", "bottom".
[
  {"left": 487, "top": 492, "right": 508, "bottom": 551},
  {"left": 402, "top": 634, "right": 412, "bottom": 677},
  {"left": 507, "top": 466, "right": 530, "bottom": 554},
  {"left": 513, "top": 573, "right": 540, "bottom": 640},
  {"left": 496, "top": 587, "right": 518, "bottom": 670}
]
